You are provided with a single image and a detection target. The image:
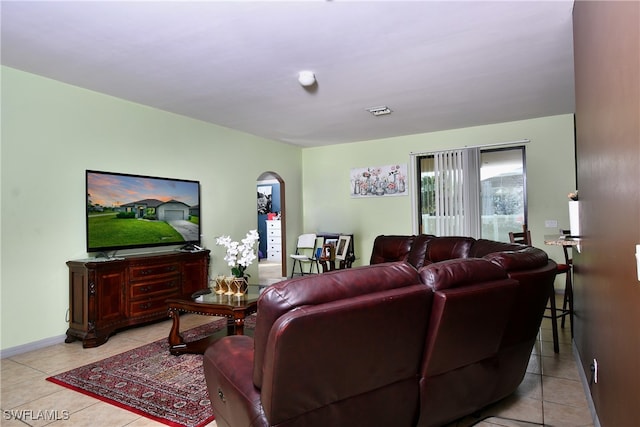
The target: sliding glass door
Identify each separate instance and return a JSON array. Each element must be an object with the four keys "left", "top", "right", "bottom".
[{"left": 417, "top": 146, "right": 526, "bottom": 241}]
